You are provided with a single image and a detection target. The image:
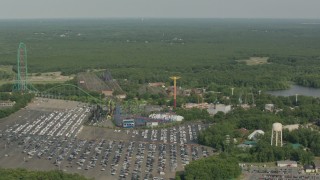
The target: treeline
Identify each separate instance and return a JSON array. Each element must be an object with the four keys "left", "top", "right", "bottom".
[
  {"left": 0, "top": 168, "right": 91, "bottom": 180},
  {"left": 295, "top": 75, "right": 320, "bottom": 88},
  {"left": 112, "top": 62, "right": 292, "bottom": 90},
  {"left": 0, "top": 92, "right": 34, "bottom": 119}
]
